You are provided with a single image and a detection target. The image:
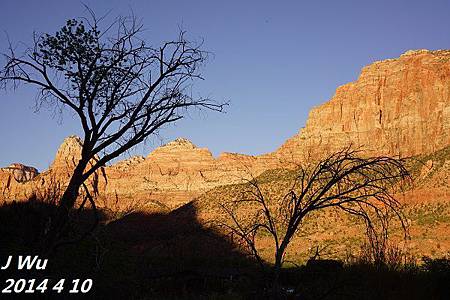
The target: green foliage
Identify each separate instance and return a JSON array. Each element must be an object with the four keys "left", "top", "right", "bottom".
[
  {"left": 416, "top": 211, "right": 450, "bottom": 225},
  {"left": 406, "top": 145, "right": 450, "bottom": 185},
  {"left": 32, "top": 18, "right": 140, "bottom": 112},
  {"left": 37, "top": 19, "right": 100, "bottom": 73},
  {"left": 406, "top": 202, "right": 450, "bottom": 225}
]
